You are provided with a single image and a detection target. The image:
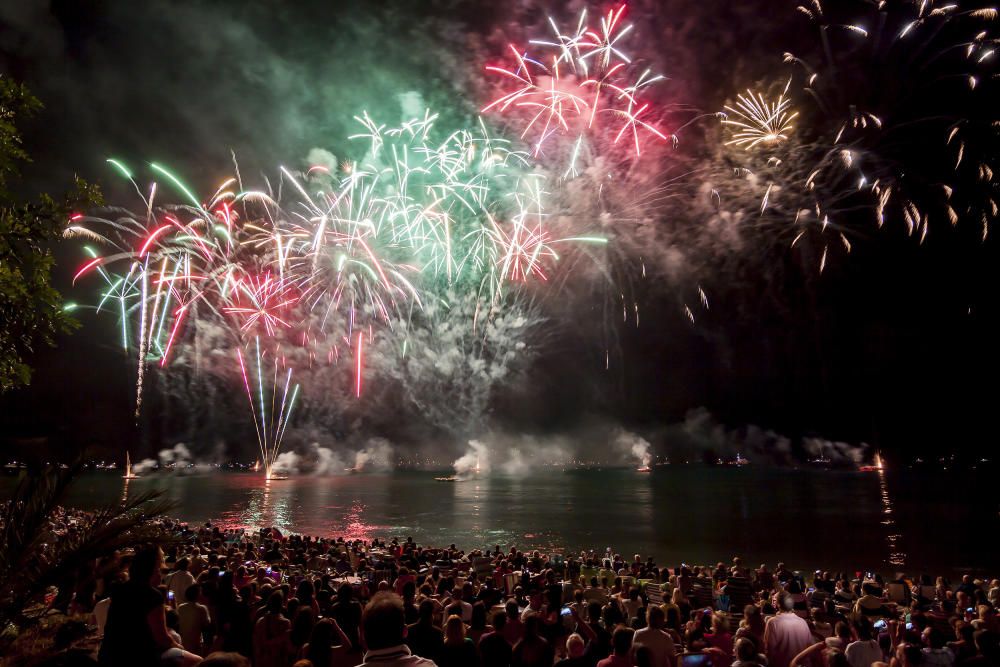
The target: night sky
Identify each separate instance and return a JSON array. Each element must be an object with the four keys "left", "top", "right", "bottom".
[{"left": 1, "top": 0, "right": 997, "bottom": 462}]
